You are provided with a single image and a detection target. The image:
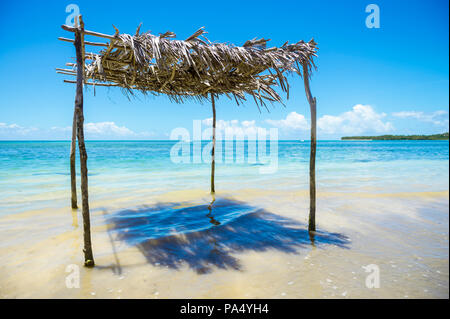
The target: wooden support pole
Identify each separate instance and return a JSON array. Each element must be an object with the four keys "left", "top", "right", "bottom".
[
  {"left": 70, "top": 108, "right": 77, "bottom": 209},
  {"left": 302, "top": 64, "right": 317, "bottom": 232},
  {"left": 74, "top": 16, "right": 95, "bottom": 267},
  {"left": 211, "top": 93, "right": 216, "bottom": 194}
]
